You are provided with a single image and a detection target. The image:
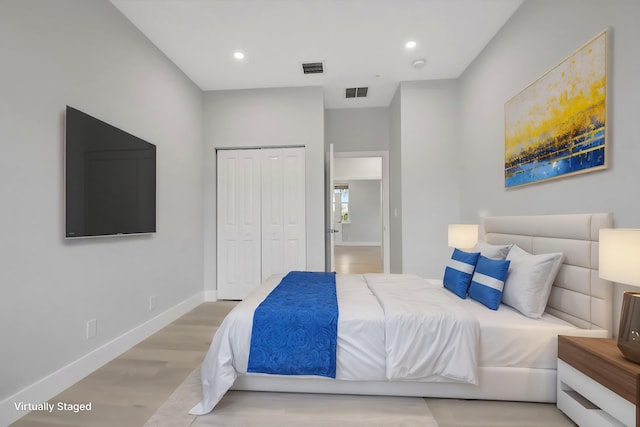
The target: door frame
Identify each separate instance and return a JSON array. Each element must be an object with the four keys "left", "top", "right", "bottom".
[{"left": 330, "top": 150, "right": 390, "bottom": 273}]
